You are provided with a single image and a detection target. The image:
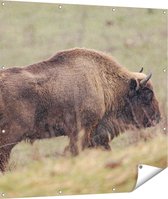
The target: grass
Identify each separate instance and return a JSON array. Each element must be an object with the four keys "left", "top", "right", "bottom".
[
  {"left": 0, "top": 1, "right": 167, "bottom": 198},
  {"left": 0, "top": 134, "right": 167, "bottom": 198}
]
